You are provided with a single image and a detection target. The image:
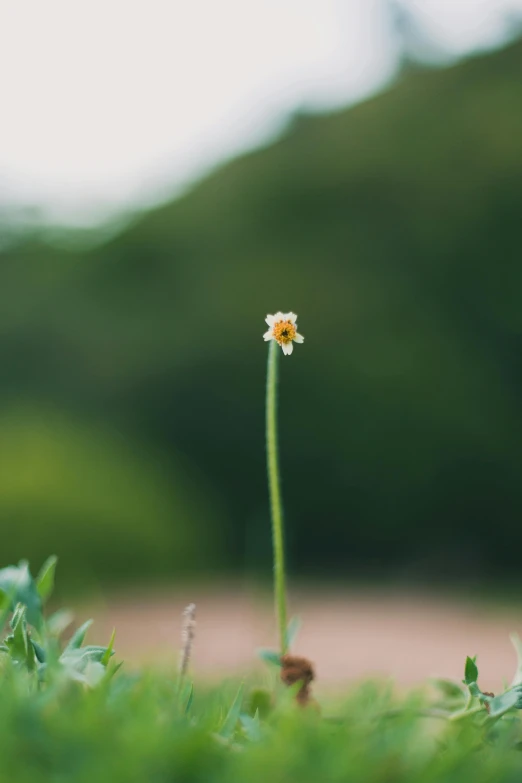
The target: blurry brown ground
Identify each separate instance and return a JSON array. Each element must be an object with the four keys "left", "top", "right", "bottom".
[{"left": 77, "top": 584, "right": 522, "bottom": 693}]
